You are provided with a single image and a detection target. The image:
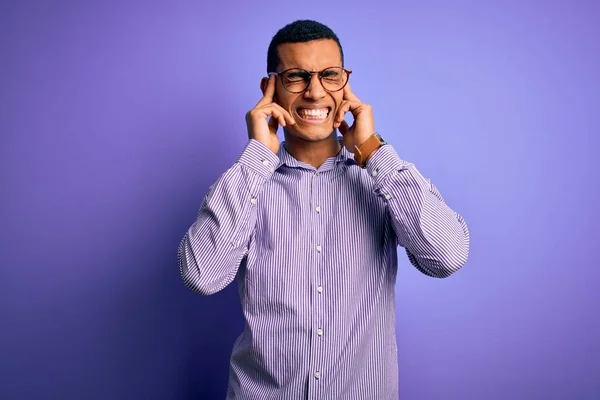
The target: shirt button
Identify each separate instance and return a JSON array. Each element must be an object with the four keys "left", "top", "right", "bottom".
[
  {"left": 317, "top": 285, "right": 323, "bottom": 293},
  {"left": 250, "top": 198, "right": 257, "bottom": 205},
  {"left": 316, "top": 244, "right": 322, "bottom": 252},
  {"left": 384, "top": 193, "right": 392, "bottom": 200},
  {"left": 315, "top": 171, "right": 320, "bottom": 176},
  {"left": 315, "top": 205, "right": 321, "bottom": 213},
  {"left": 262, "top": 160, "right": 270, "bottom": 167},
  {"left": 314, "top": 371, "right": 321, "bottom": 379},
  {"left": 317, "top": 328, "right": 323, "bottom": 336},
  {"left": 372, "top": 170, "right": 378, "bottom": 177}
]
